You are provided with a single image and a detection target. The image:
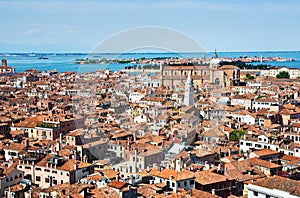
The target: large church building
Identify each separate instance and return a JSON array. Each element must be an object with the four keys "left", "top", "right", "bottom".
[{"left": 160, "top": 52, "right": 240, "bottom": 89}]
